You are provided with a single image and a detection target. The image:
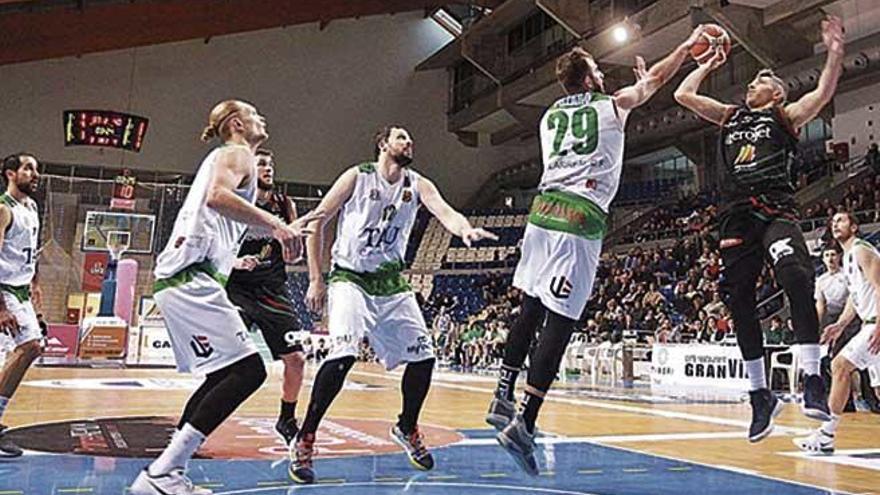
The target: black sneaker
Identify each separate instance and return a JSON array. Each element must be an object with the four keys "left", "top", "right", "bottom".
[
  {"left": 390, "top": 425, "right": 434, "bottom": 471},
  {"left": 748, "top": 388, "right": 784, "bottom": 443},
  {"left": 496, "top": 415, "right": 539, "bottom": 476},
  {"left": 485, "top": 394, "right": 515, "bottom": 431},
  {"left": 0, "top": 424, "right": 22, "bottom": 458},
  {"left": 275, "top": 417, "right": 299, "bottom": 446},
  {"left": 288, "top": 433, "right": 316, "bottom": 484},
  {"left": 802, "top": 374, "right": 831, "bottom": 421}
]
